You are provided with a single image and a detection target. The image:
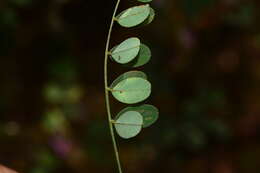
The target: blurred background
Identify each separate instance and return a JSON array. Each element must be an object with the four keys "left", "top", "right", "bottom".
[{"left": 0, "top": 0, "right": 260, "bottom": 172}]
